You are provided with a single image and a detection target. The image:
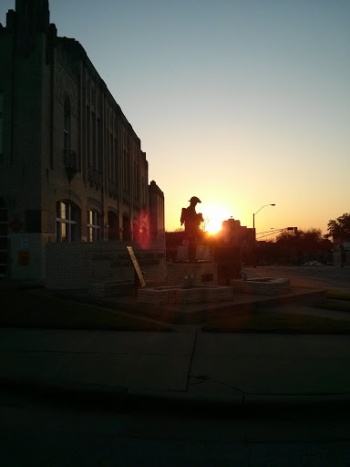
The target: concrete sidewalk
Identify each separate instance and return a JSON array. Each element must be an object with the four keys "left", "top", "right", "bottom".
[{"left": 1, "top": 328, "right": 350, "bottom": 407}]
